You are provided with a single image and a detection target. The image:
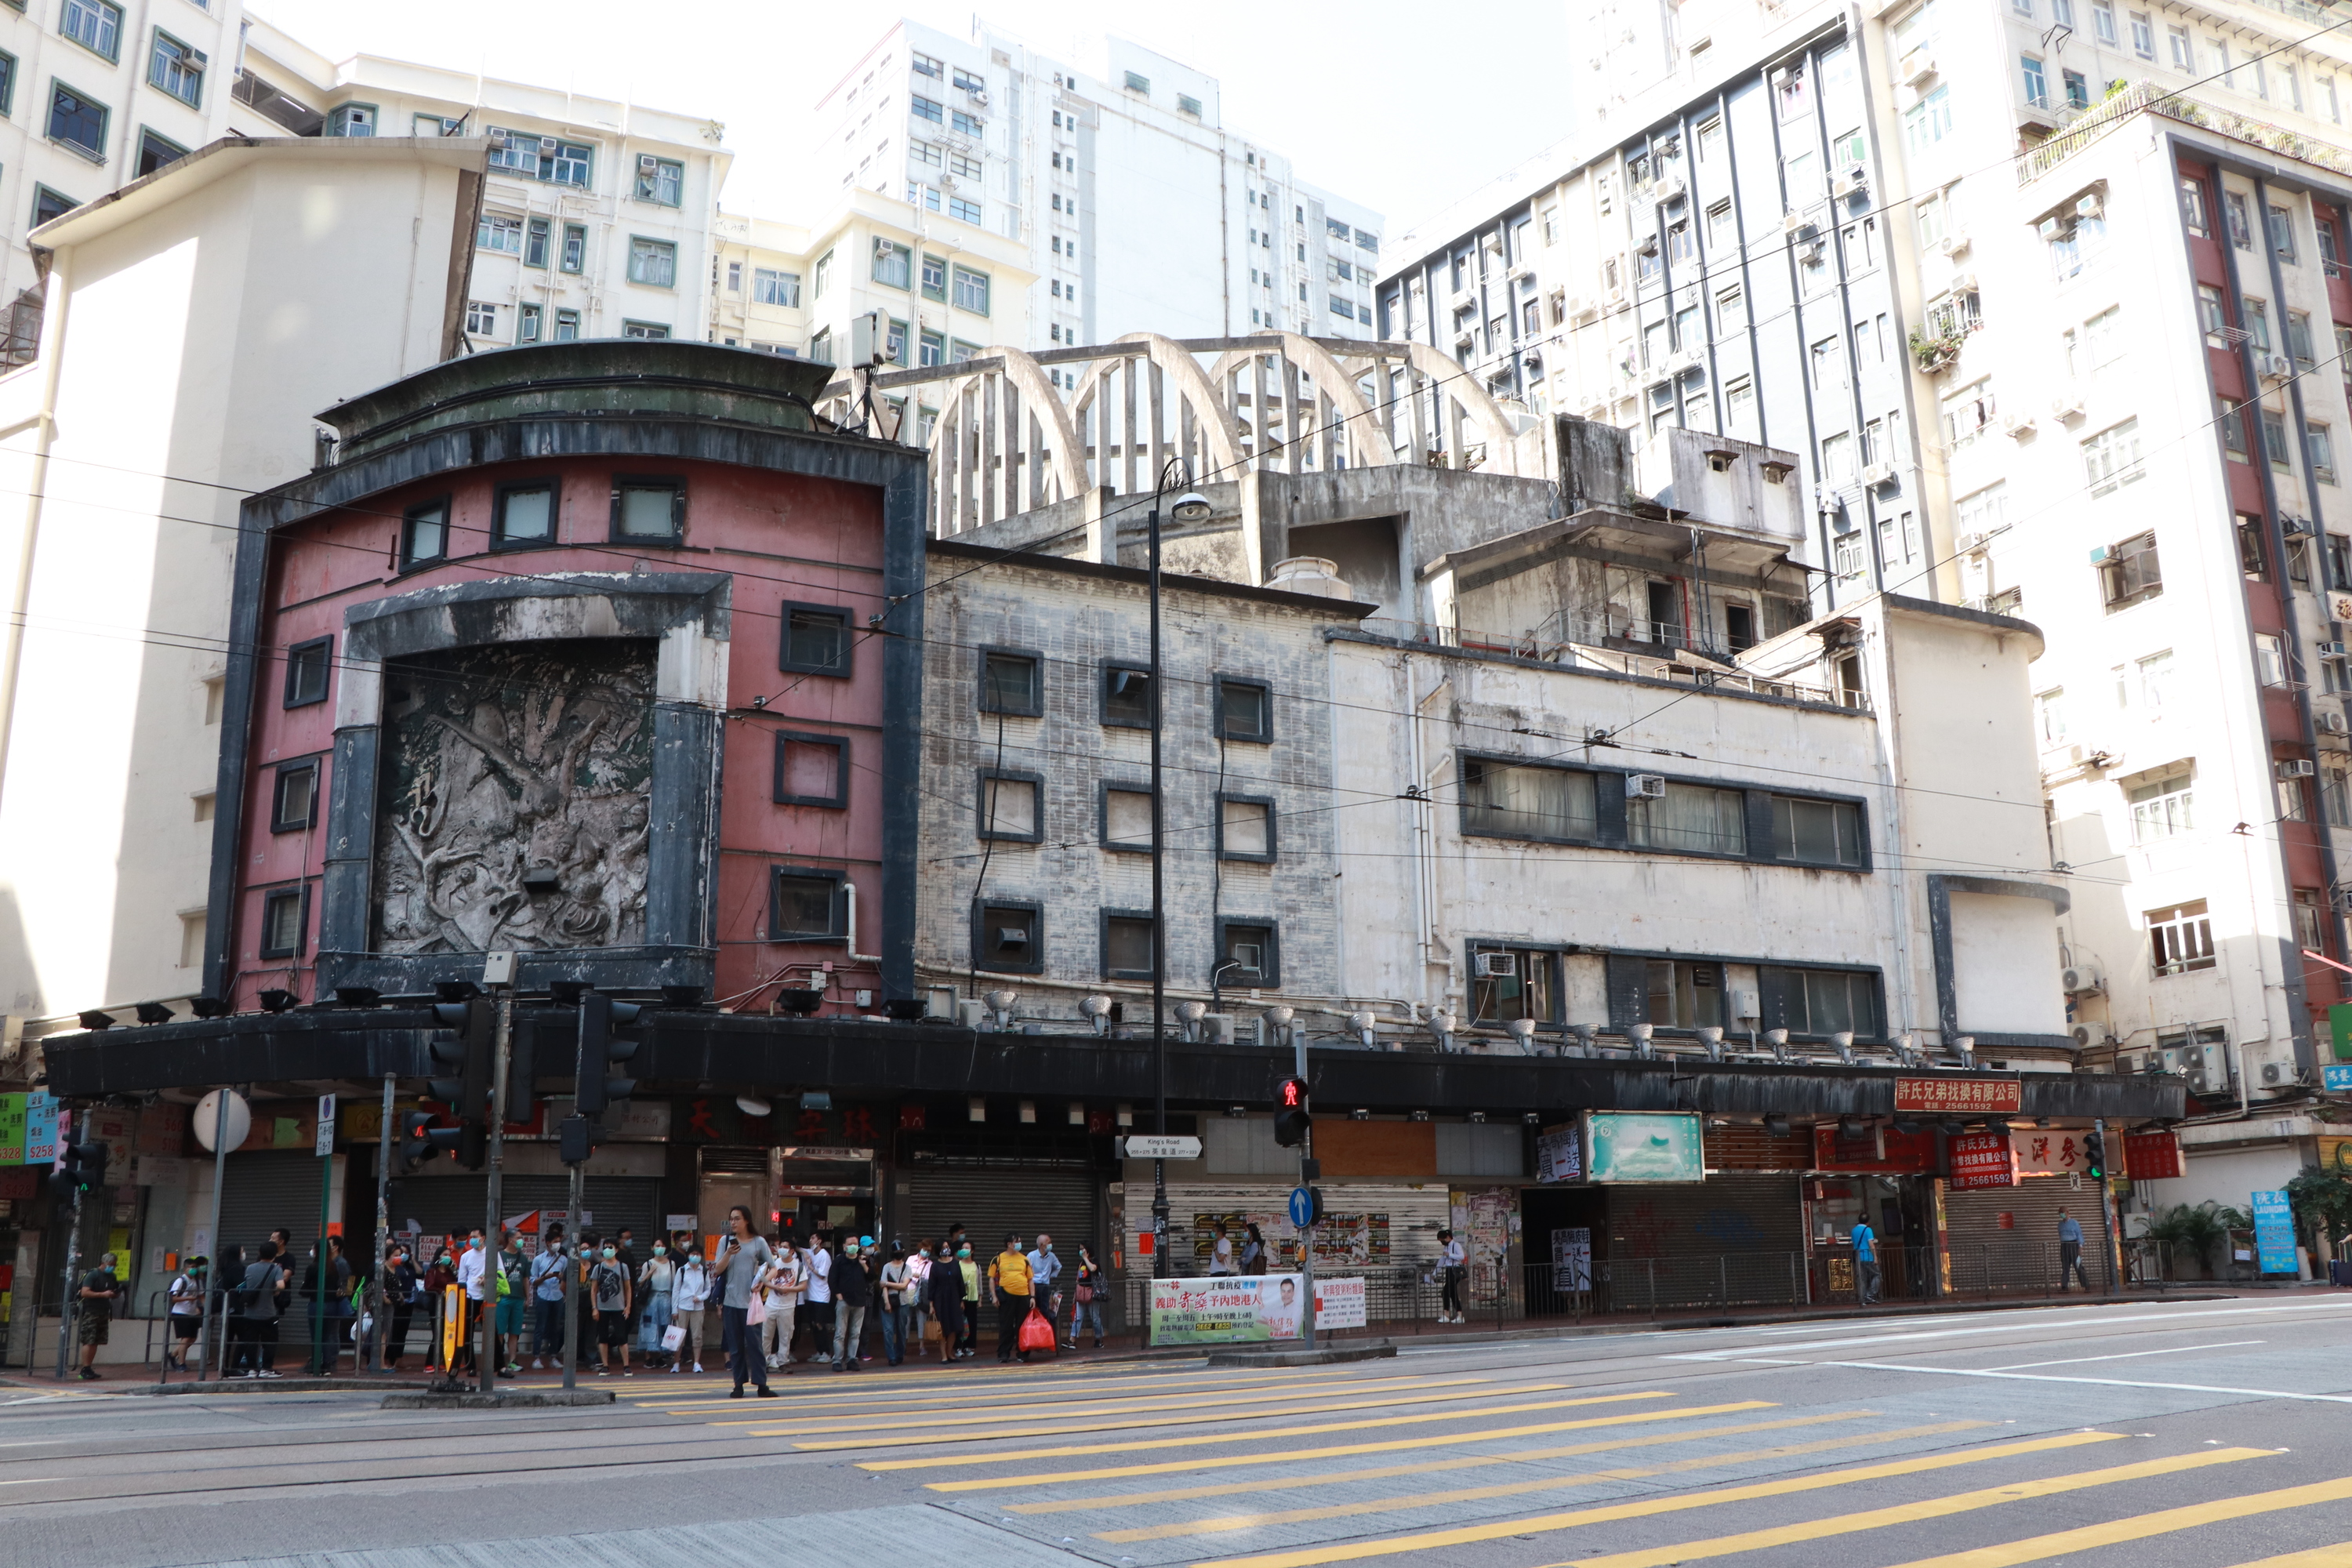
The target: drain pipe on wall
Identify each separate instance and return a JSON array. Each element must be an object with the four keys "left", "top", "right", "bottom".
[{"left": 0, "top": 246, "right": 74, "bottom": 812}]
